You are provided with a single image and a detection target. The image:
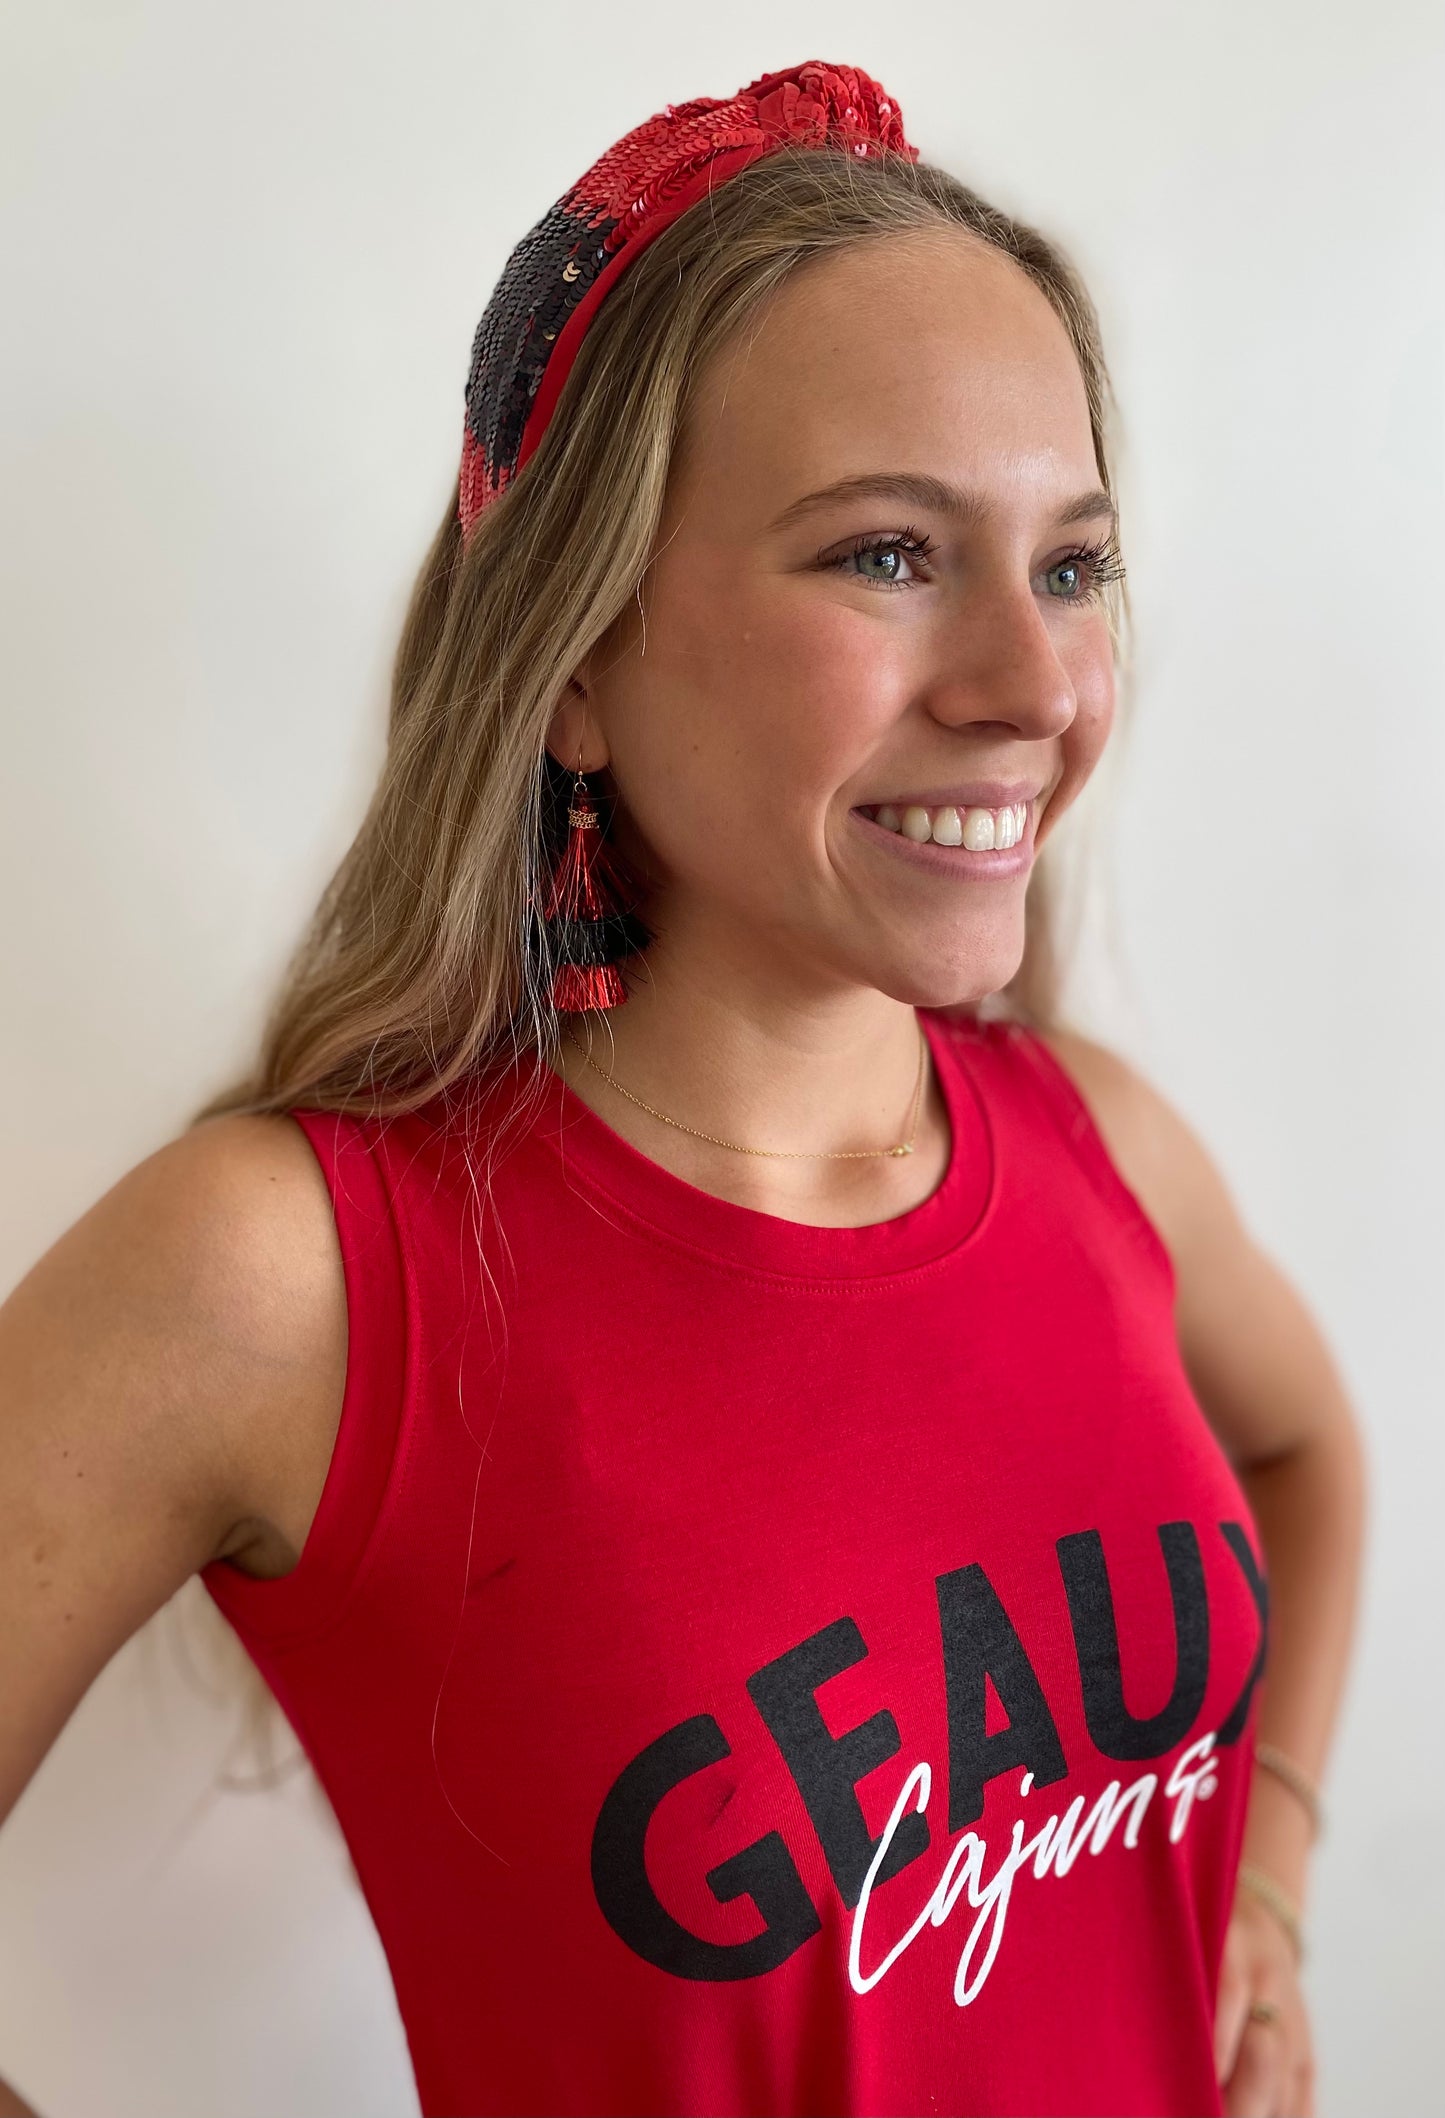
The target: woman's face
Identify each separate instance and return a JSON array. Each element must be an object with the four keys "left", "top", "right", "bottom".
[{"left": 563, "top": 226, "right": 1118, "bottom": 1011}]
